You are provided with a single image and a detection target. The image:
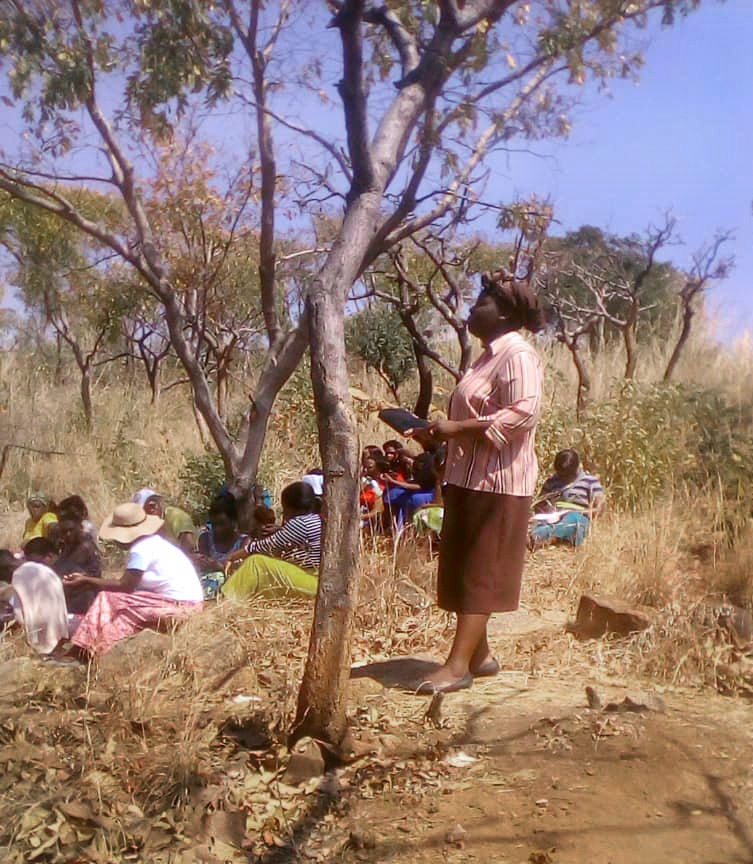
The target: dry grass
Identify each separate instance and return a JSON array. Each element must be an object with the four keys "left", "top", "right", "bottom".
[{"left": 2, "top": 319, "right": 753, "bottom": 860}]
